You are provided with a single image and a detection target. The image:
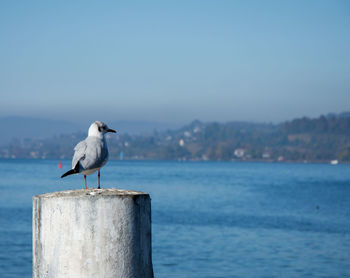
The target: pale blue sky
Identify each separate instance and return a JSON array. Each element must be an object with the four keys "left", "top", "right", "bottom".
[{"left": 1, "top": 0, "right": 349, "bottom": 124}]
